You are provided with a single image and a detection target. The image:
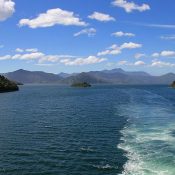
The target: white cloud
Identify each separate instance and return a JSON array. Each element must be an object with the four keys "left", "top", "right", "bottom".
[
  {"left": 98, "top": 42, "right": 142, "bottom": 56},
  {"left": 151, "top": 60, "right": 175, "bottom": 67},
  {"left": 0, "top": 49, "right": 106, "bottom": 66},
  {"left": 12, "top": 52, "right": 45, "bottom": 60},
  {"left": 109, "top": 60, "right": 146, "bottom": 67},
  {"left": 16, "top": 48, "right": 40, "bottom": 53},
  {"left": 160, "top": 35, "right": 175, "bottom": 40},
  {"left": 15, "top": 48, "right": 24, "bottom": 53},
  {"left": 25, "top": 48, "right": 38, "bottom": 52},
  {"left": 19, "top": 8, "right": 87, "bottom": 28},
  {"left": 152, "top": 52, "right": 159, "bottom": 57},
  {"left": 12, "top": 53, "right": 76, "bottom": 63},
  {"left": 88, "top": 12, "right": 115, "bottom": 22},
  {"left": 74, "top": 28, "right": 96, "bottom": 37},
  {"left": 152, "top": 50, "right": 175, "bottom": 58},
  {"left": 112, "top": 0, "right": 150, "bottom": 13},
  {"left": 134, "top": 60, "right": 145, "bottom": 66},
  {"left": 60, "top": 56, "right": 106, "bottom": 66},
  {"left": 161, "top": 51, "right": 175, "bottom": 57},
  {"left": 39, "top": 55, "right": 62, "bottom": 63},
  {"left": 0, "top": 54, "right": 11, "bottom": 60},
  {"left": 118, "top": 60, "right": 129, "bottom": 65},
  {"left": 135, "top": 53, "right": 146, "bottom": 59},
  {"left": 120, "top": 42, "right": 142, "bottom": 49},
  {"left": 112, "top": 31, "right": 135, "bottom": 37},
  {"left": 0, "top": 0, "right": 15, "bottom": 21},
  {"left": 36, "top": 63, "right": 54, "bottom": 67}
]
